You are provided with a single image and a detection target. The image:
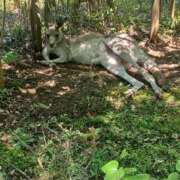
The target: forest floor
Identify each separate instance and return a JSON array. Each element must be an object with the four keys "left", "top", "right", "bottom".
[{"left": 0, "top": 35, "right": 180, "bottom": 179}]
